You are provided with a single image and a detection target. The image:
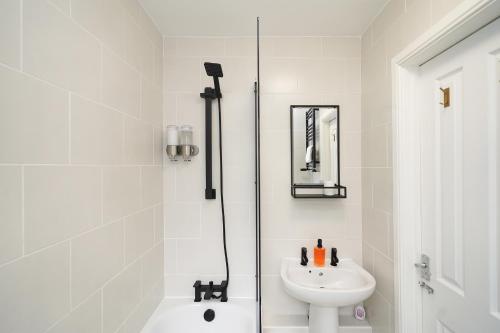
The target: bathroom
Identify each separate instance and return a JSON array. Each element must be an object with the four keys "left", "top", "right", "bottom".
[{"left": 1, "top": 0, "right": 499, "bottom": 332}]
